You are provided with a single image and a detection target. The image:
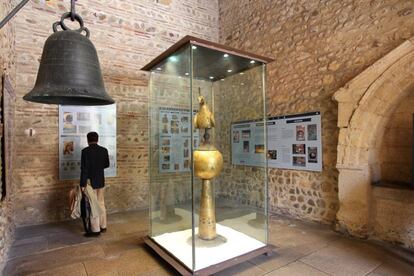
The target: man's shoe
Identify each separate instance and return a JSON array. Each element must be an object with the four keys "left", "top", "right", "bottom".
[
  {"left": 100, "top": 228, "right": 107, "bottom": 233},
  {"left": 84, "top": 231, "right": 101, "bottom": 237}
]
